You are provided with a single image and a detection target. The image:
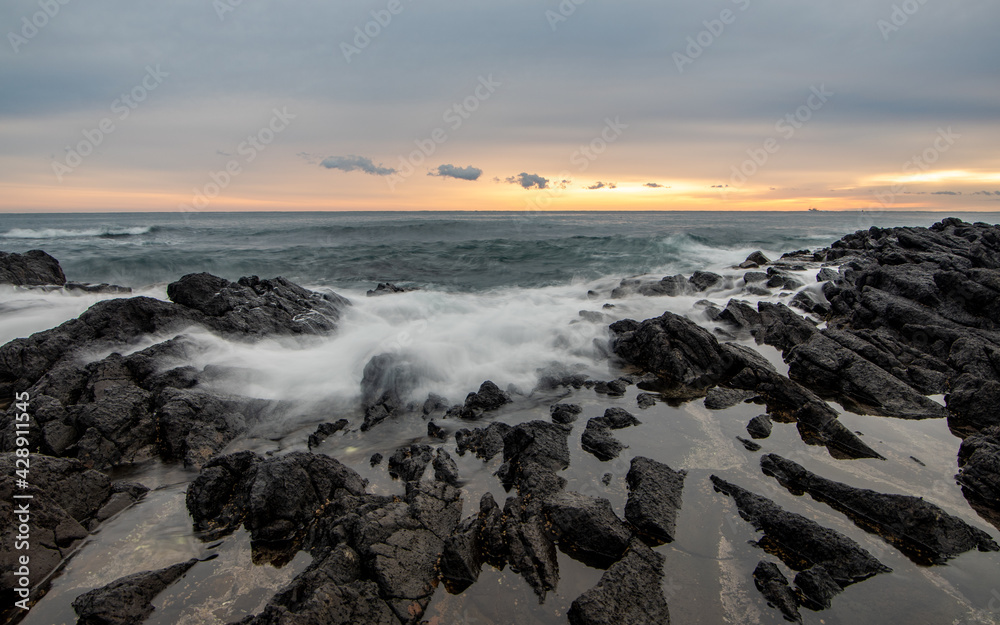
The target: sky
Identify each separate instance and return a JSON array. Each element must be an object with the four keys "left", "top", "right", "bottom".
[{"left": 1, "top": 0, "right": 998, "bottom": 213}]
